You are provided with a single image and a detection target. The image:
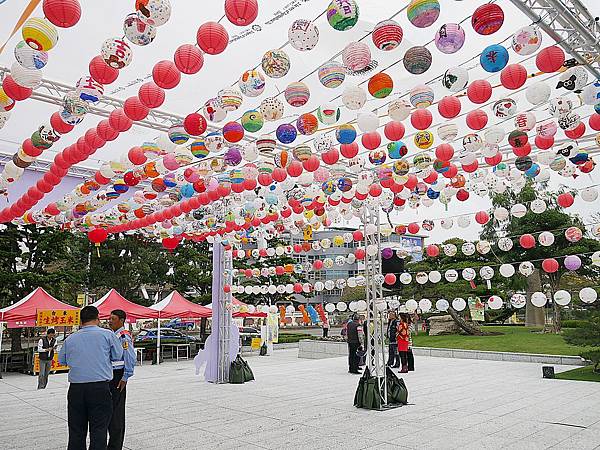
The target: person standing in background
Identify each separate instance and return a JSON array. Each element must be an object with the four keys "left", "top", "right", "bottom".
[
  {"left": 396, "top": 314, "right": 411, "bottom": 373},
  {"left": 345, "top": 314, "right": 362, "bottom": 374},
  {"left": 108, "top": 309, "right": 136, "bottom": 450},
  {"left": 322, "top": 316, "right": 330, "bottom": 338},
  {"left": 59, "top": 306, "right": 123, "bottom": 450},
  {"left": 386, "top": 312, "right": 400, "bottom": 368},
  {"left": 37, "top": 328, "right": 56, "bottom": 389}
]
